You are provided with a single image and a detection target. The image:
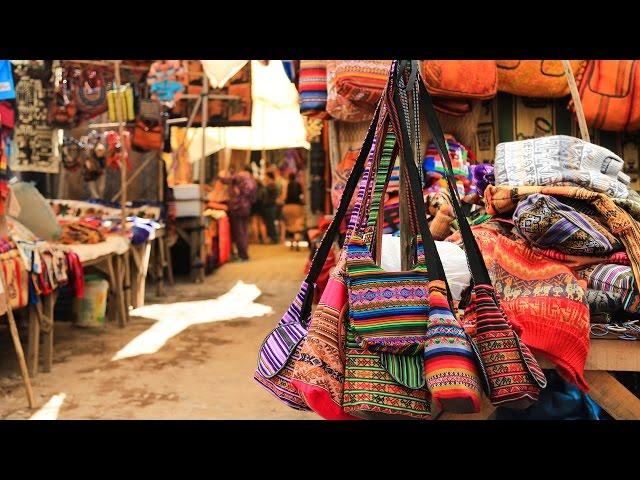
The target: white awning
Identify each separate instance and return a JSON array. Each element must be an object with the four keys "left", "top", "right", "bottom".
[{"left": 186, "top": 60, "right": 309, "bottom": 161}]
